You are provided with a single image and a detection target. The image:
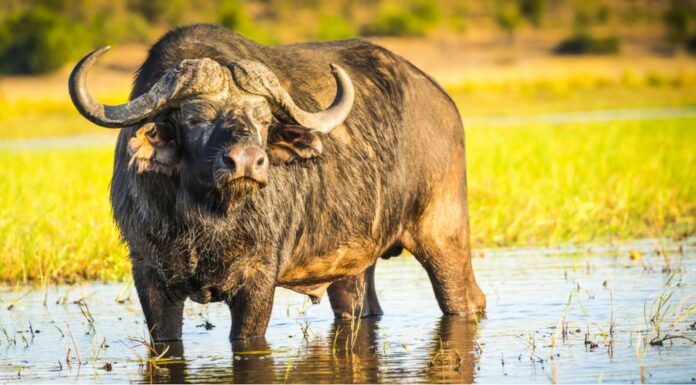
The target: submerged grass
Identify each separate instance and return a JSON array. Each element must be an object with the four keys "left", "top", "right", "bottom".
[{"left": 0, "top": 116, "right": 694, "bottom": 283}]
